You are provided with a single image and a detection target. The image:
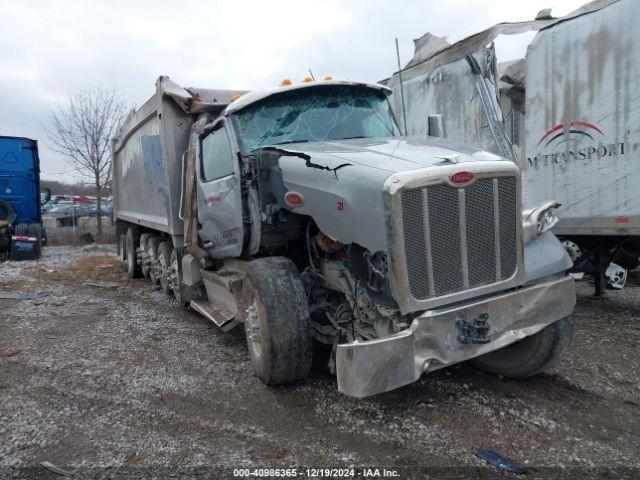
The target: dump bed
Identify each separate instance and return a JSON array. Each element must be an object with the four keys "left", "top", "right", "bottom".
[{"left": 112, "top": 77, "right": 241, "bottom": 240}]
